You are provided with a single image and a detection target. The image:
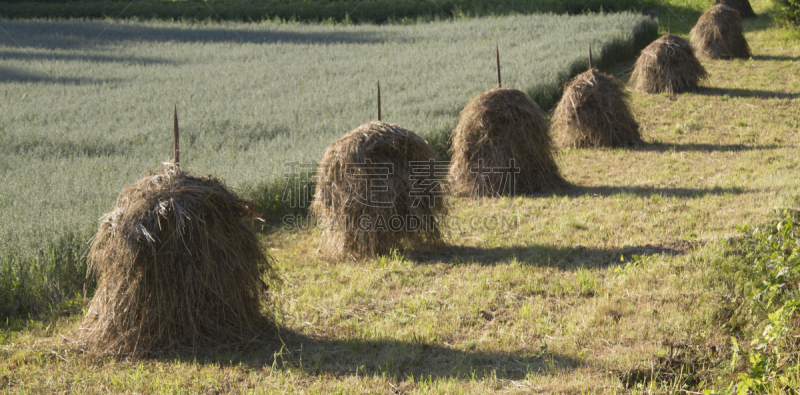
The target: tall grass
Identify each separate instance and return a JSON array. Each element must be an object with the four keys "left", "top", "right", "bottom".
[{"left": 0, "top": 13, "right": 657, "bottom": 319}]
